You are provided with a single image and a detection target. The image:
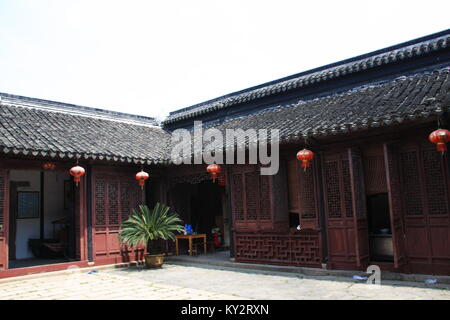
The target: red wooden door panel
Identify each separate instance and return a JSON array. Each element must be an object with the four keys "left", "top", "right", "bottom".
[
  {"left": 383, "top": 143, "right": 407, "bottom": 269},
  {"left": 0, "top": 169, "right": 9, "bottom": 270},
  {"left": 93, "top": 173, "right": 144, "bottom": 264},
  {"left": 322, "top": 152, "right": 358, "bottom": 269},
  {"left": 398, "top": 143, "right": 450, "bottom": 274},
  {"left": 348, "top": 148, "right": 369, "bottom": 268}
]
